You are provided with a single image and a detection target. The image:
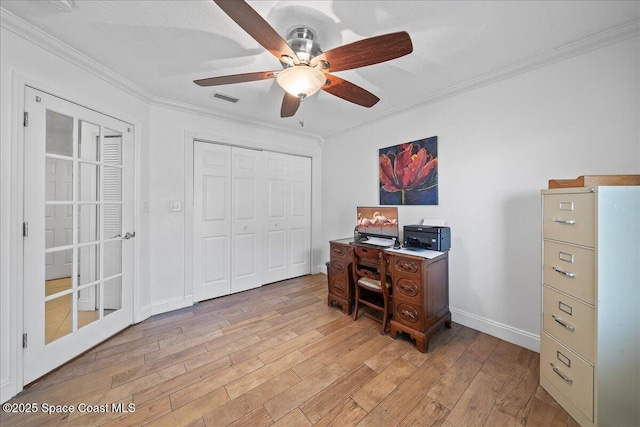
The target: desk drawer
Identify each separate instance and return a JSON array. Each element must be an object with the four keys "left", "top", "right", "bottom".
[
  {"left": 394, "top": 276, "right": 422, "bottom": 303},
  {"left": 391, "top": 256, "right": 423, "bottom": 279},
  {"left": 543, "top": 193, "right": 594, "bottom": 247},
  {"left": 543, "top": 240, "right": 594, "bottom": 304},
  {"left": 394, "top": 301, "right": 423, "bottom": 329},
  {"left": 330, "top": 243, "right": 350, "bottom": 261},
  {"left": 540, "top": 332, "right": 593, "bottom": 422},
  {"left": 543, "top": 286, "right": 594, "bottom": 363}
]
